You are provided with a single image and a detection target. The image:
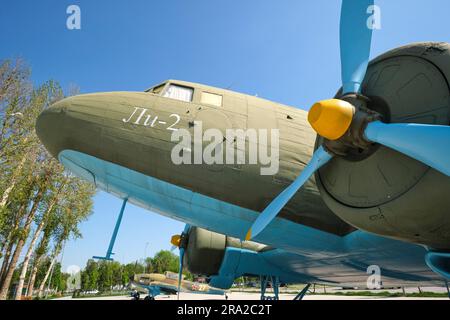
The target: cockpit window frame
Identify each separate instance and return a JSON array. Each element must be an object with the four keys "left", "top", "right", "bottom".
[
  {"left": 145, "top": 81, "right": 168, "bottom": 95},
  {"left": 149, "top": 83, "right": 166, "bottom": 95},
  {"left": 145, "top": 82, "right": 195, "bottom": 103}
]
